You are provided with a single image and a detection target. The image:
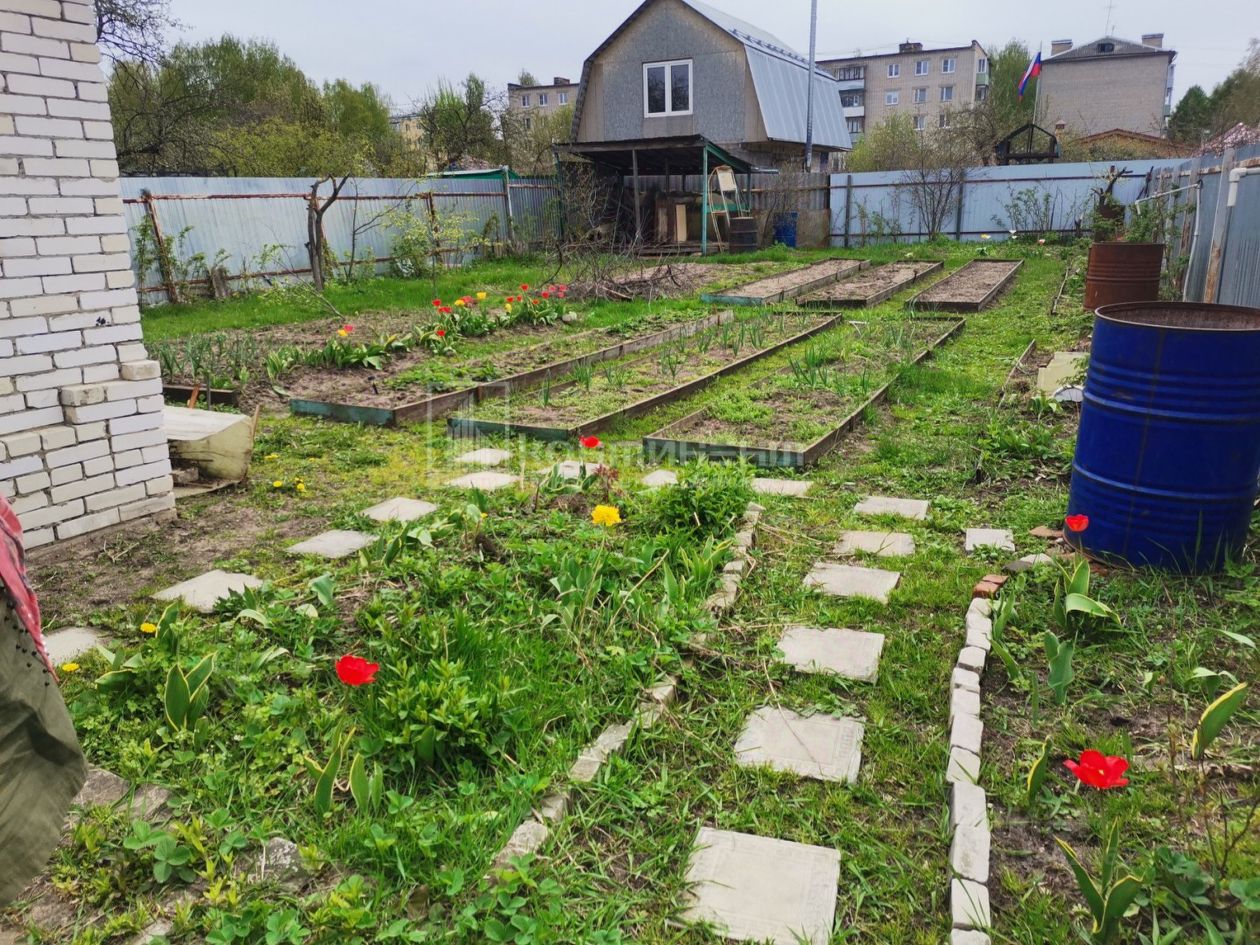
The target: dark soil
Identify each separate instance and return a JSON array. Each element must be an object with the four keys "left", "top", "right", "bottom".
[
  {"left": 716, "top": 258, "right": 865, "bottom": 301},
  {"left": 800, "top": 261, "right": 942, "bottom": 306},
  {"left": 665, "top": 386, "right": 846, "bottom": 450},
  {"left": 912, "top": 260, "right": 1022, "bottom": 308}
]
